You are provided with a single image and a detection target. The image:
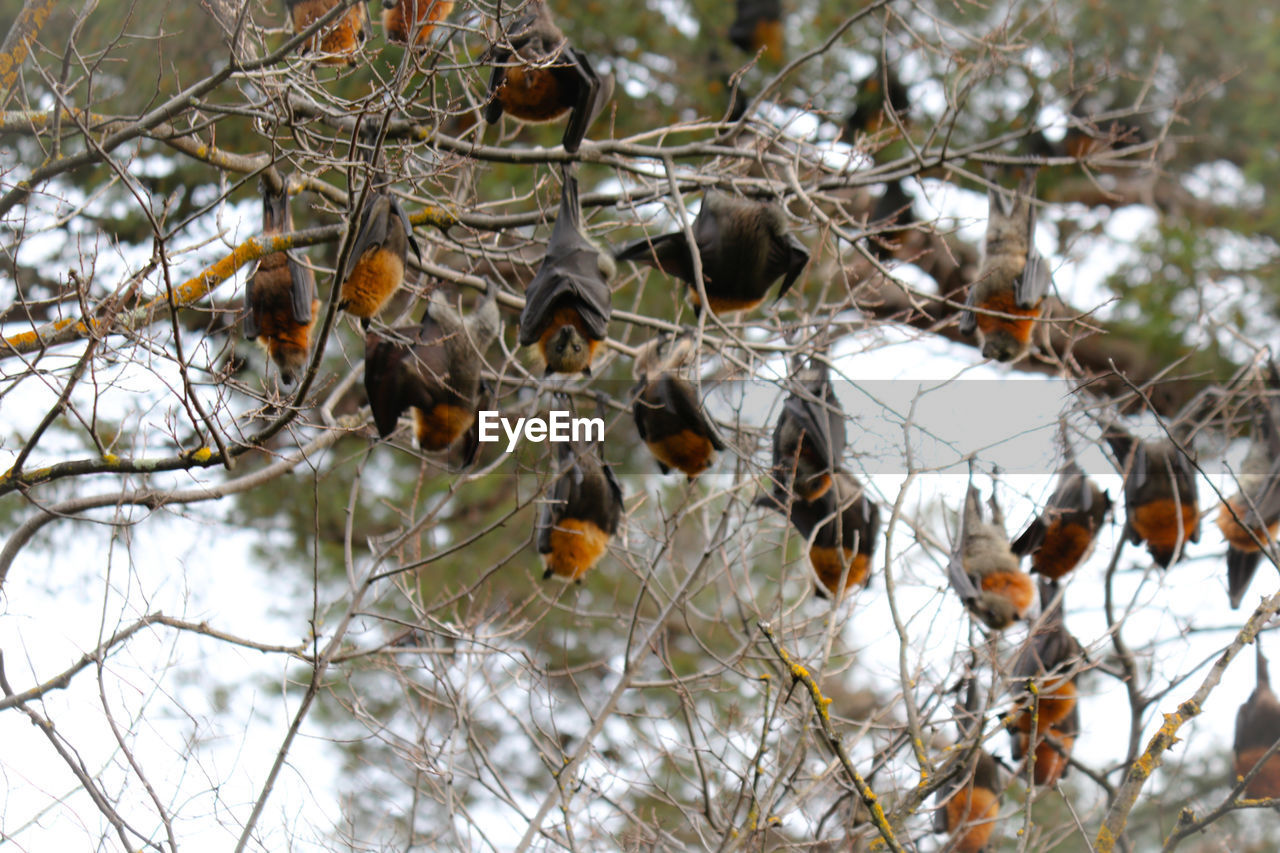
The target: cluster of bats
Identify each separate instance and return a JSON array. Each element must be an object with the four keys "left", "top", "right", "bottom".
[{"left": 239, "top": 0, "right": 1279, "bottom": 847}]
